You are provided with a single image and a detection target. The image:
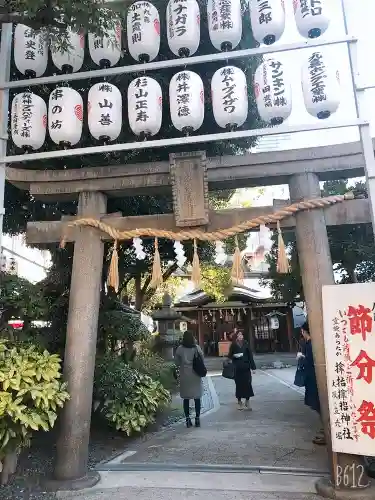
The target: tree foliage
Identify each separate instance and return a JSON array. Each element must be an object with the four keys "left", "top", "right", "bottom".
[
  {"left": 200, "top": 264, "right": 233, "bottom": 303},
  {"left": 0, "top": 272, "right": 48, "bottom": 333},
  {"left": 261, "top": 179, "right": 375, "bottom": 303}
]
